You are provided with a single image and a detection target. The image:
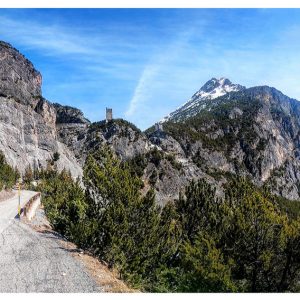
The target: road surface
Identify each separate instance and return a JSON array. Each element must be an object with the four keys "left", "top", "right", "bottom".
[
  {"left": 0, "top": 190, "right": 102, "bottom": 292},
  {"left": 0, "top": 190, "right": 36, "bottom": 234}
]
